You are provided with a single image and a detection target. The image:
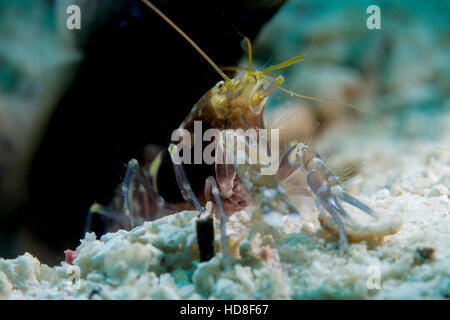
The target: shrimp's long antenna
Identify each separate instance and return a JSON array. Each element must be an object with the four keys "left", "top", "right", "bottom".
[
  {"left": 141, "top": 0, "right": 230, "bottom": 82},
  {"left": 264, "top": 78, "right": 381, "bottom": 117}
]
